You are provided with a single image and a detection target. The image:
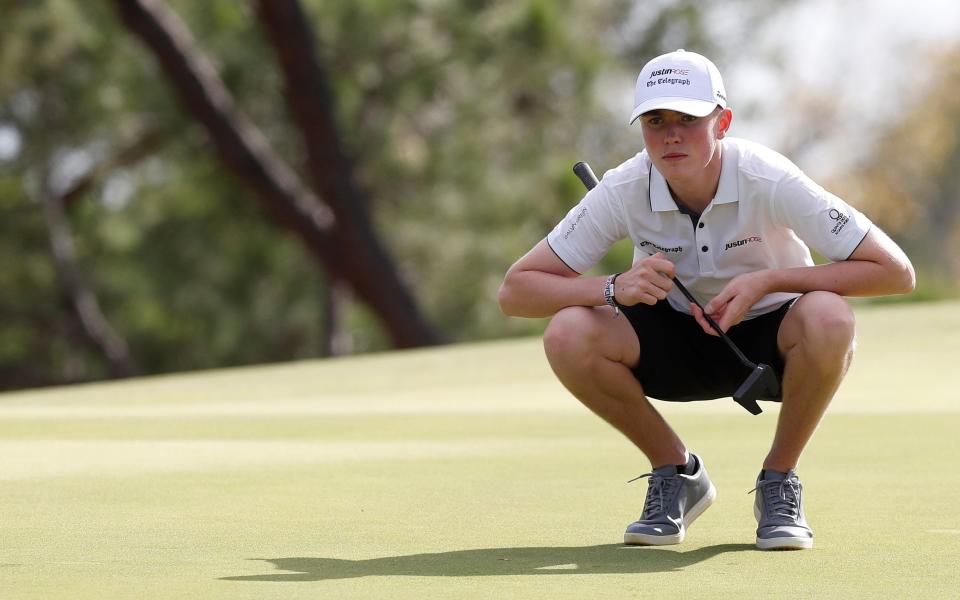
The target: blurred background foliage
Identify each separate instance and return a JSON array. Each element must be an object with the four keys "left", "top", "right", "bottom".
[{"left": 0, "top": 0, "right": 955, "bottom": 391}]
